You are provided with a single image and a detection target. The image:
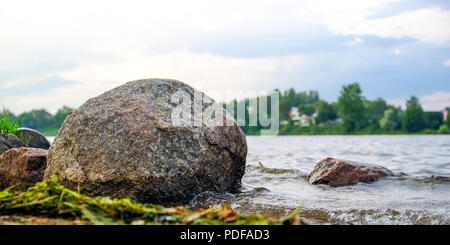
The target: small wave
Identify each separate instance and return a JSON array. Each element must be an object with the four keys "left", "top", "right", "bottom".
[
  {"left": 247, "top": 162, "right": 307, "bottom": 176},
  {"left": 395, "top": 175, "right": 450, "bottom": 185},
  {"left": 239, "top": 207, "right": 450, "bottom": 225},
  {"left": 377, "top": 152, "right": 395, "bottom": 157},
  {"left": 186, "top": 187, "right": 270, "bottom": 210},
  {"left": 187, "top": 191, "right": 236, "bottom": 209},
  {"left": 190, "top": 194, "right": 450, "bottom": 225},
  {"left": 298, "top": 208, "right": 450, "bottom": 225},
  {"left": 186, "top": 187, "right": 450, "bottom": 225}
]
